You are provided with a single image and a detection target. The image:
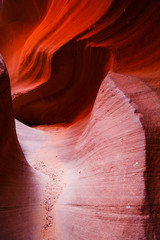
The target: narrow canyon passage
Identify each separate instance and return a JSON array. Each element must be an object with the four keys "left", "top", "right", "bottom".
[{"left": 0, "top": 0, "right": 160, "bottom": 239}]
